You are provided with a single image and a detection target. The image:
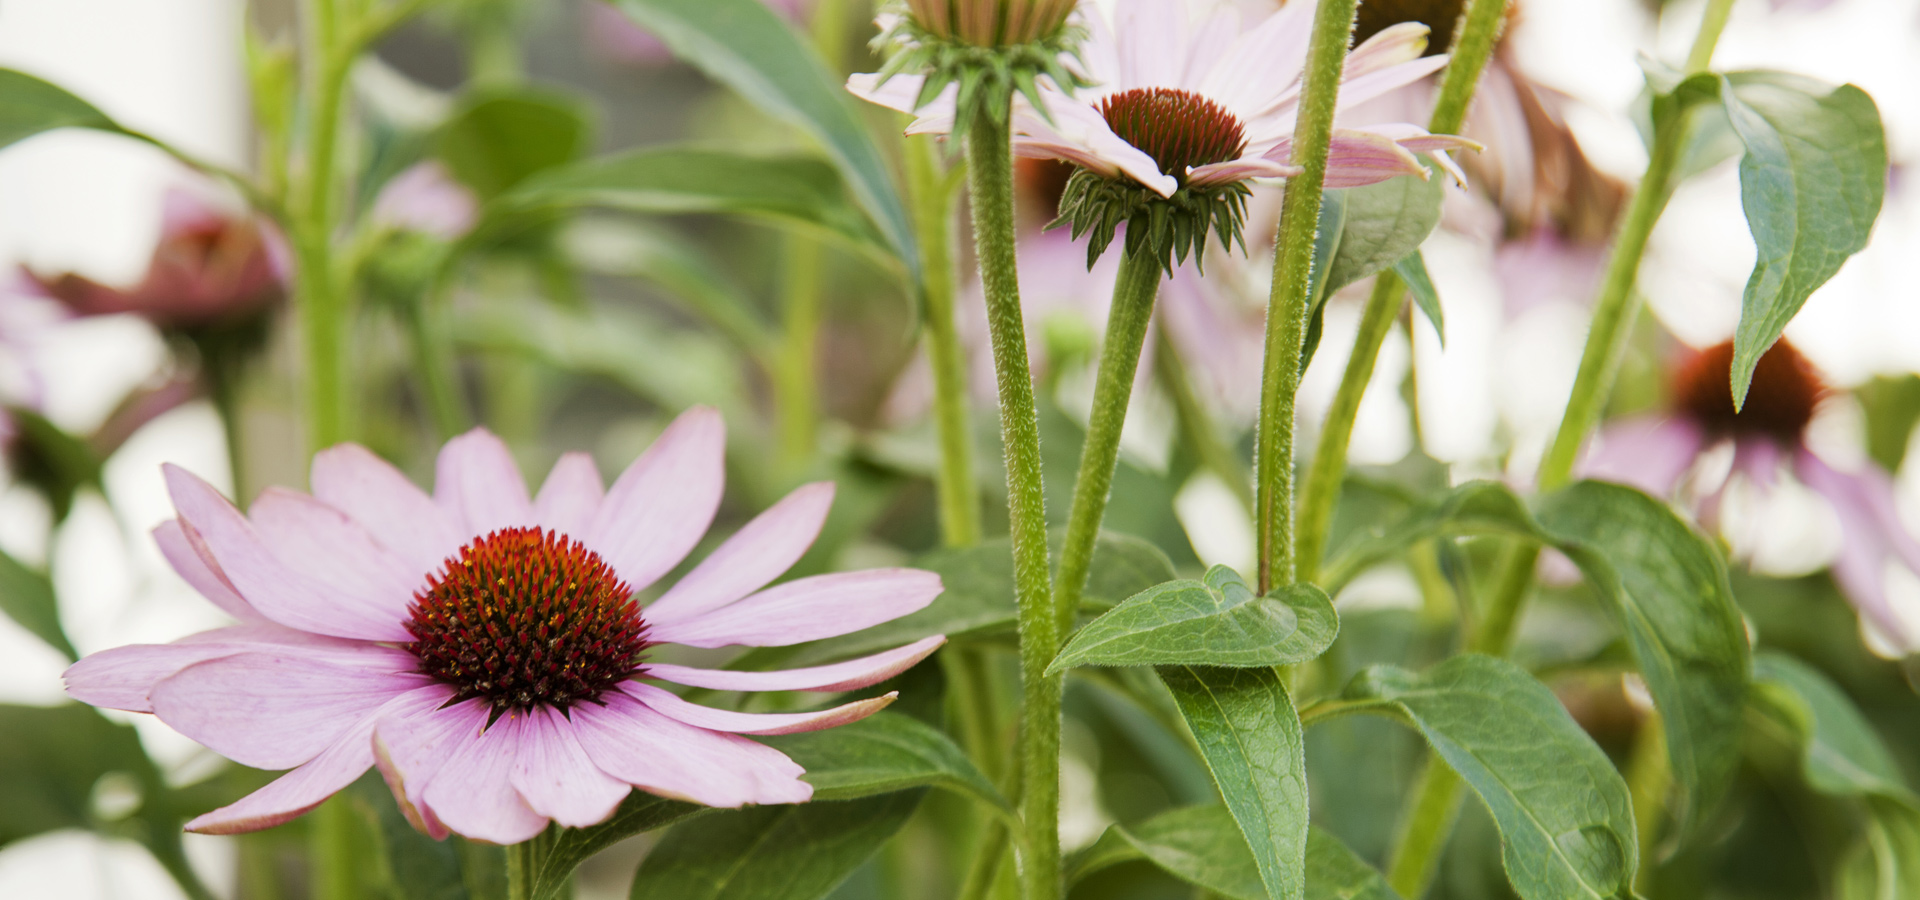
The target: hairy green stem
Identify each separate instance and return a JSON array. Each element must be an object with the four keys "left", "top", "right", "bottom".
[
  {"left": 1296, "top": 273, "right": 1403, "bottom": 583},
  {"left": 775, "top": 235, "right": 824, "bottom": 471},
  {"left": 1050, "top": 249, "right": 1161, "bottom": 636},
  {"left": 1255, "top": 0, "right": 1358, "bottom": 593},
  {"left": 965, "top": 102, "right": 1055, "bottom": 899},
  {"left": 504, "top": 835, "right": 542, "bottom": 900},
  {"left": 295, "top": 0, "right": 351, "bottom": 450},
  {"left": 907, "top": 135, "right": 982, "bottom": 547},
  {"left": 1386, "top": 756, "right": 1465, "bottom": 898}
]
